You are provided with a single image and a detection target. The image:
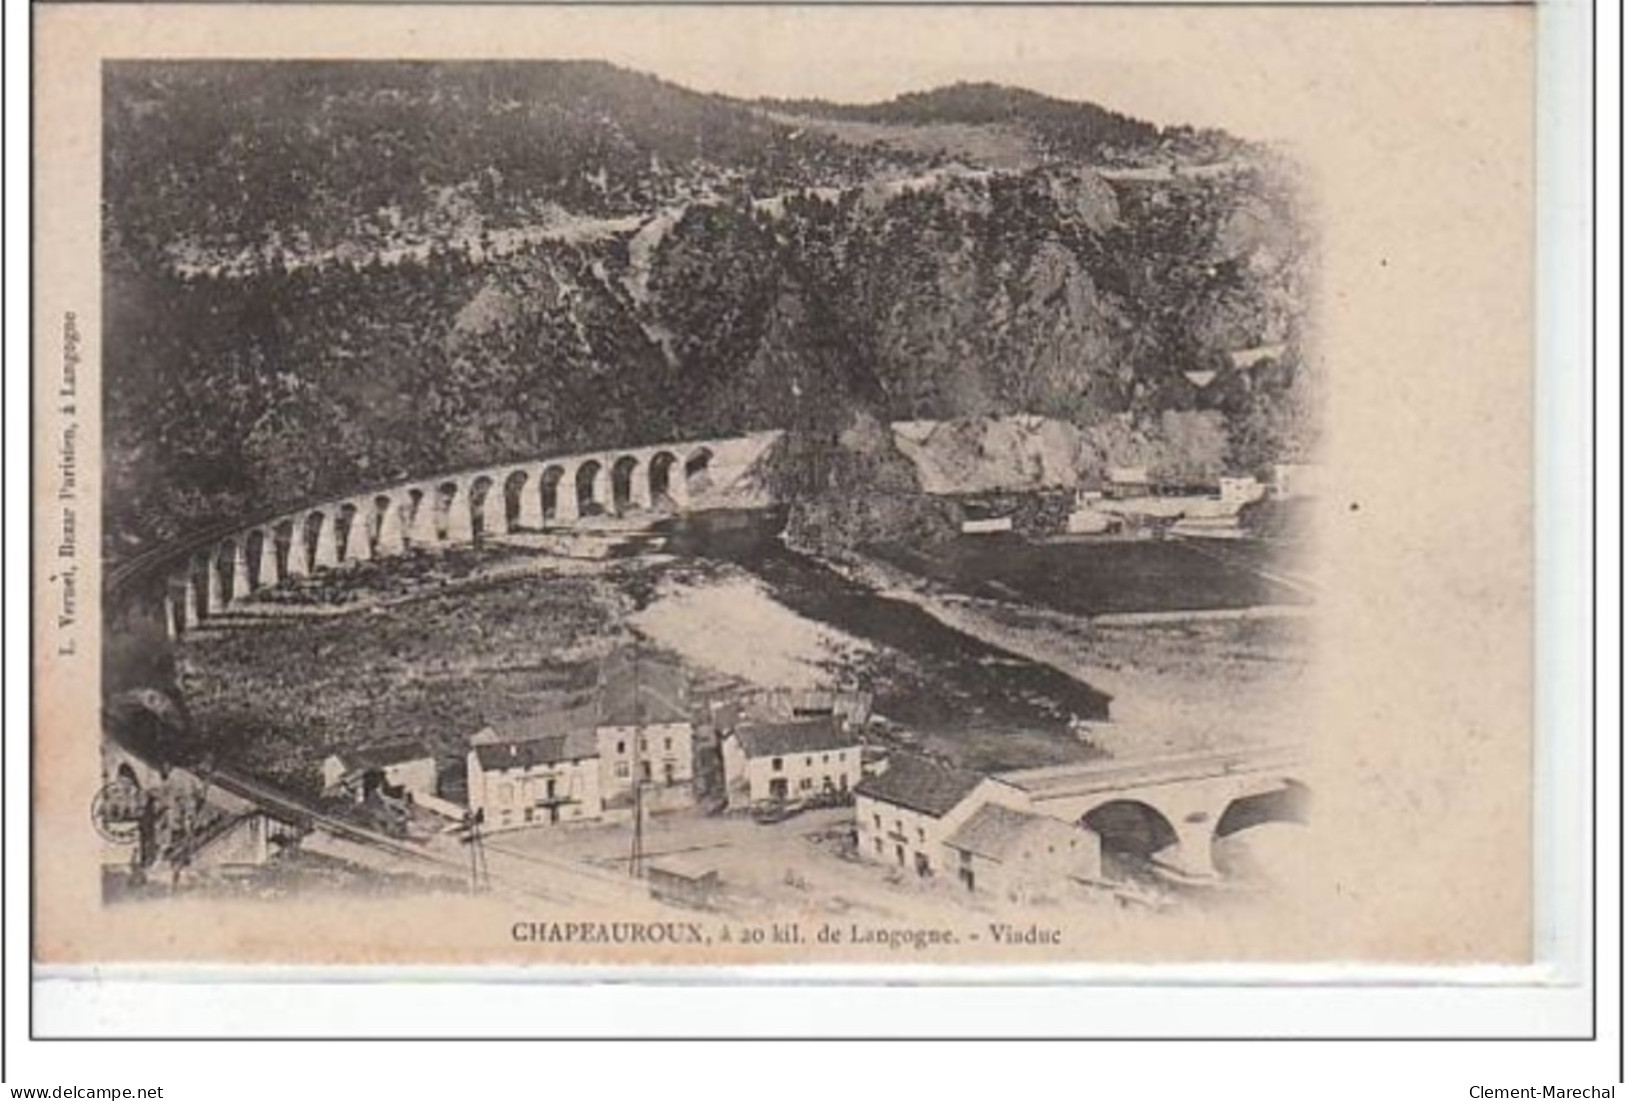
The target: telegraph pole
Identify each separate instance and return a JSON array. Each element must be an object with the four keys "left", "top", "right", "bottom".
[
  {"left": 461, "top": 808, "right": 489, "bottom": 892},
  {"left": 627, "top": 645, "right": 645, "bottom": 878}
]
